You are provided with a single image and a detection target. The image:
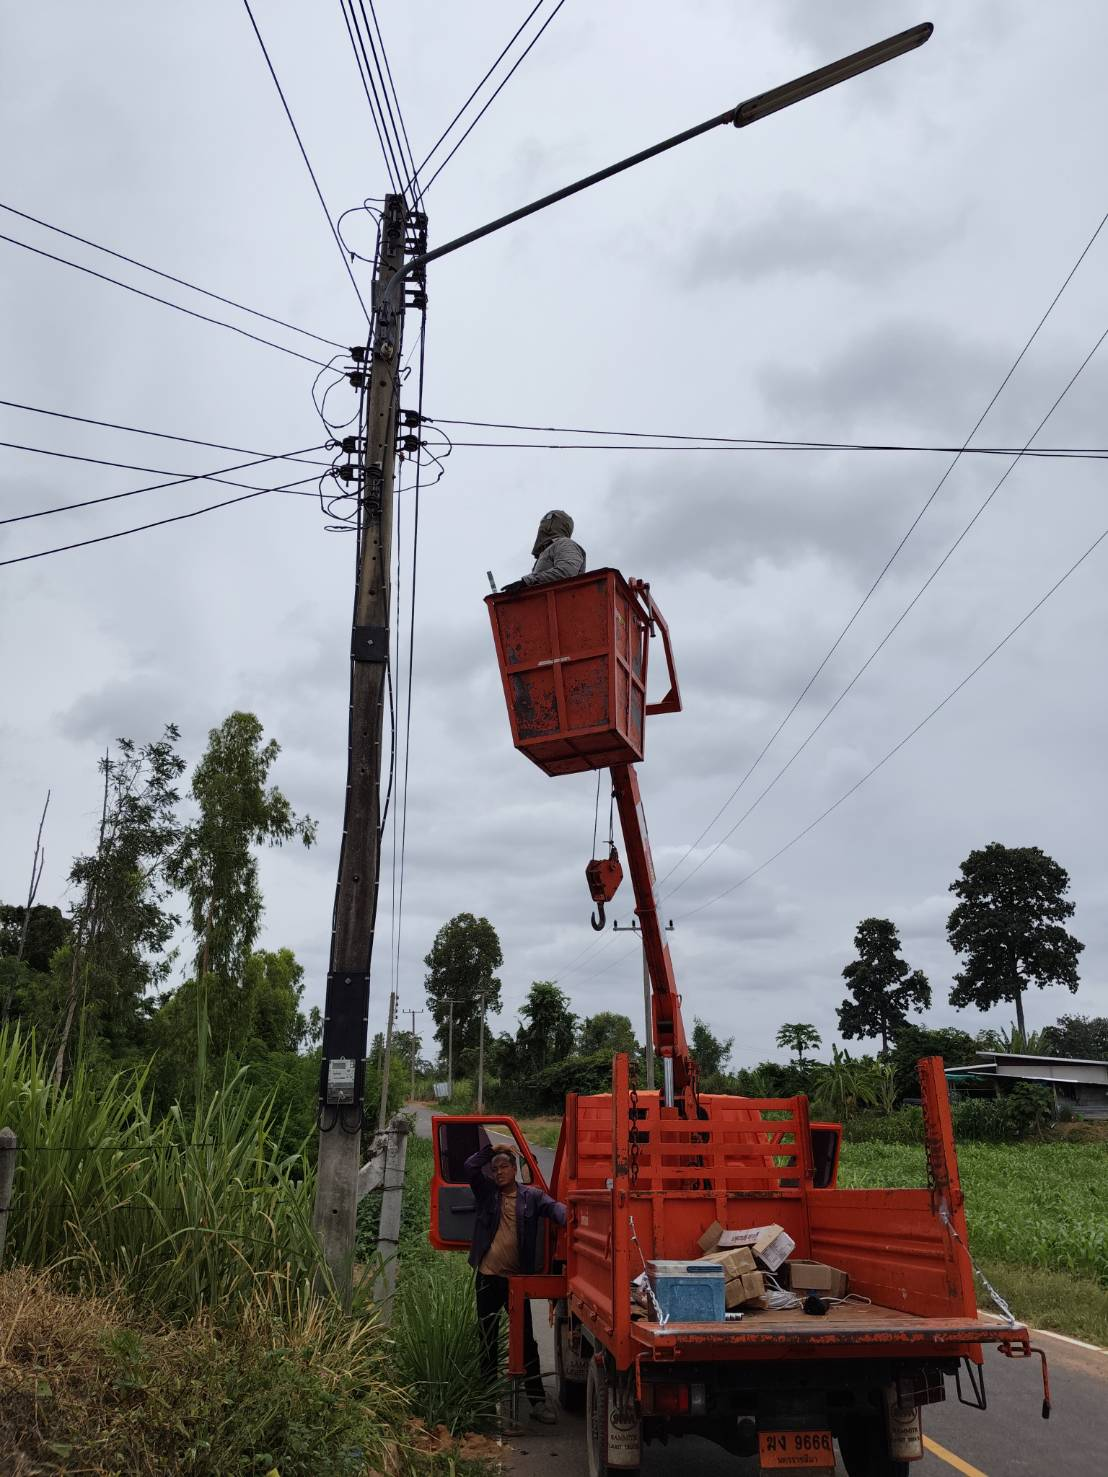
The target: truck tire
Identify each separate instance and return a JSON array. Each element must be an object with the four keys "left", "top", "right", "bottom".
[
  {"left": 837, "top": 1420, "right": 909, "bottom": 1477},
  {"left": 555, "top": 1316, "right": 586, "bottom": 1412},
  {"left": 586, "top": 1355, "right": 639, "bottom": 1477}
]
